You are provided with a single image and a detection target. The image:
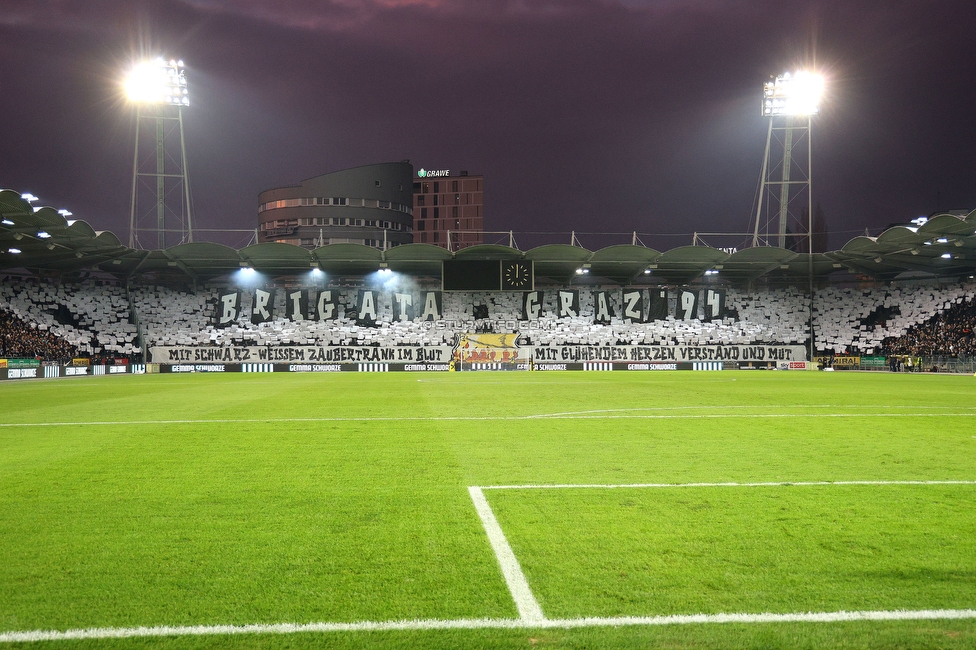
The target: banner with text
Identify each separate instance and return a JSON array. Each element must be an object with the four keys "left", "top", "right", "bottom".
[
  {"left": 154, "top": 342, "right": 806, "bottom": 364},
  {"left": 153, "top": 345, "right": 455, "bottom": 364},
  {"left": 527, "top": 344, "right": 807, "bottom": 363}
]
